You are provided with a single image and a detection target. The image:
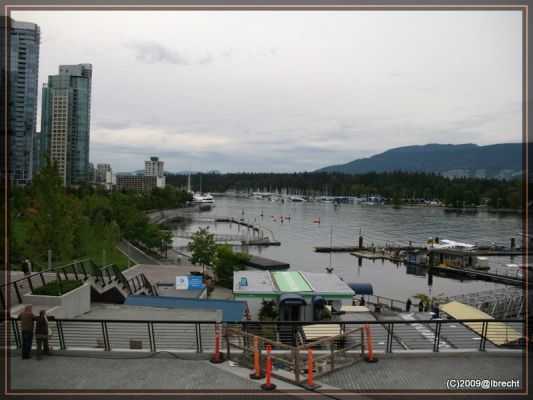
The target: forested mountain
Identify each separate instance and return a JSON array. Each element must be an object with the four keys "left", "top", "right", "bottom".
[
  {"left": 316, "top": 143, "right": 523, "bottom": 179},
  {"left": 165, "top": 170, "right": 524, "bottom": 209}
]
